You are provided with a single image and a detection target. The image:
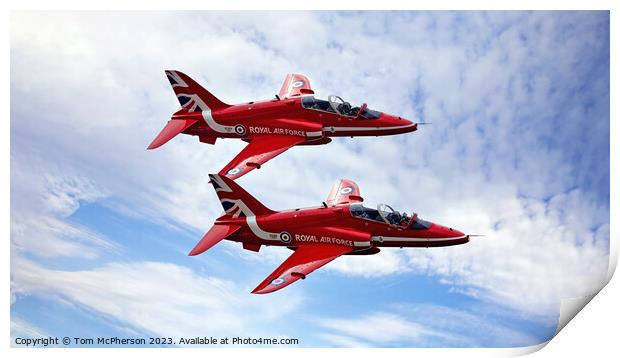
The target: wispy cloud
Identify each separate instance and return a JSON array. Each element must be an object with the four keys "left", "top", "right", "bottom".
[
  {"left": 315, "top": 304, "right": 542, "bottom": 347},
  {"left": 316, "top": 312, "right": 450, "bottom": 346},
  {"left": 11, "top": 214, "right": 119, "bottom": 259},
  {"left": 11, "top": 317, "right": 52, "bottom": 341},
  {"left": 11, "top": 257, "right": 304, "bottom": 340},
  {"left": 11, "top": 154, "right": 117, "bottom": 258}
]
